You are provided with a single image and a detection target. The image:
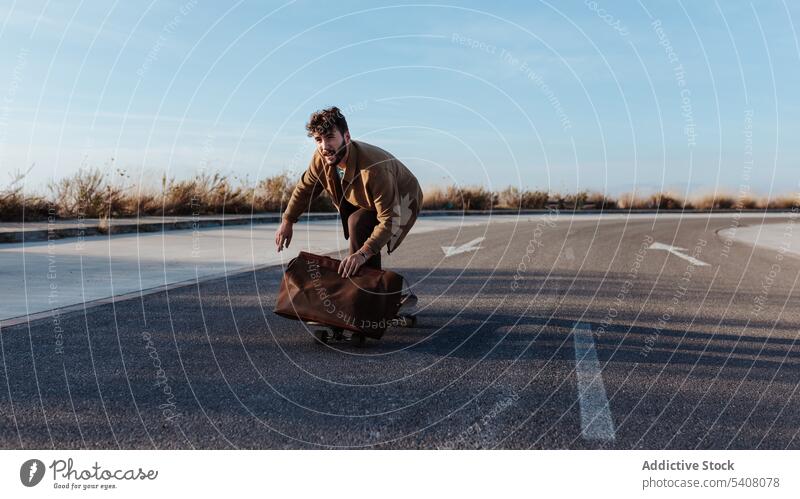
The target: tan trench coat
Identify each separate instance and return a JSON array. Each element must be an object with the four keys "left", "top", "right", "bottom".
[{"left": 282, "top": 140, "right": 423, "bottom": 255}]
